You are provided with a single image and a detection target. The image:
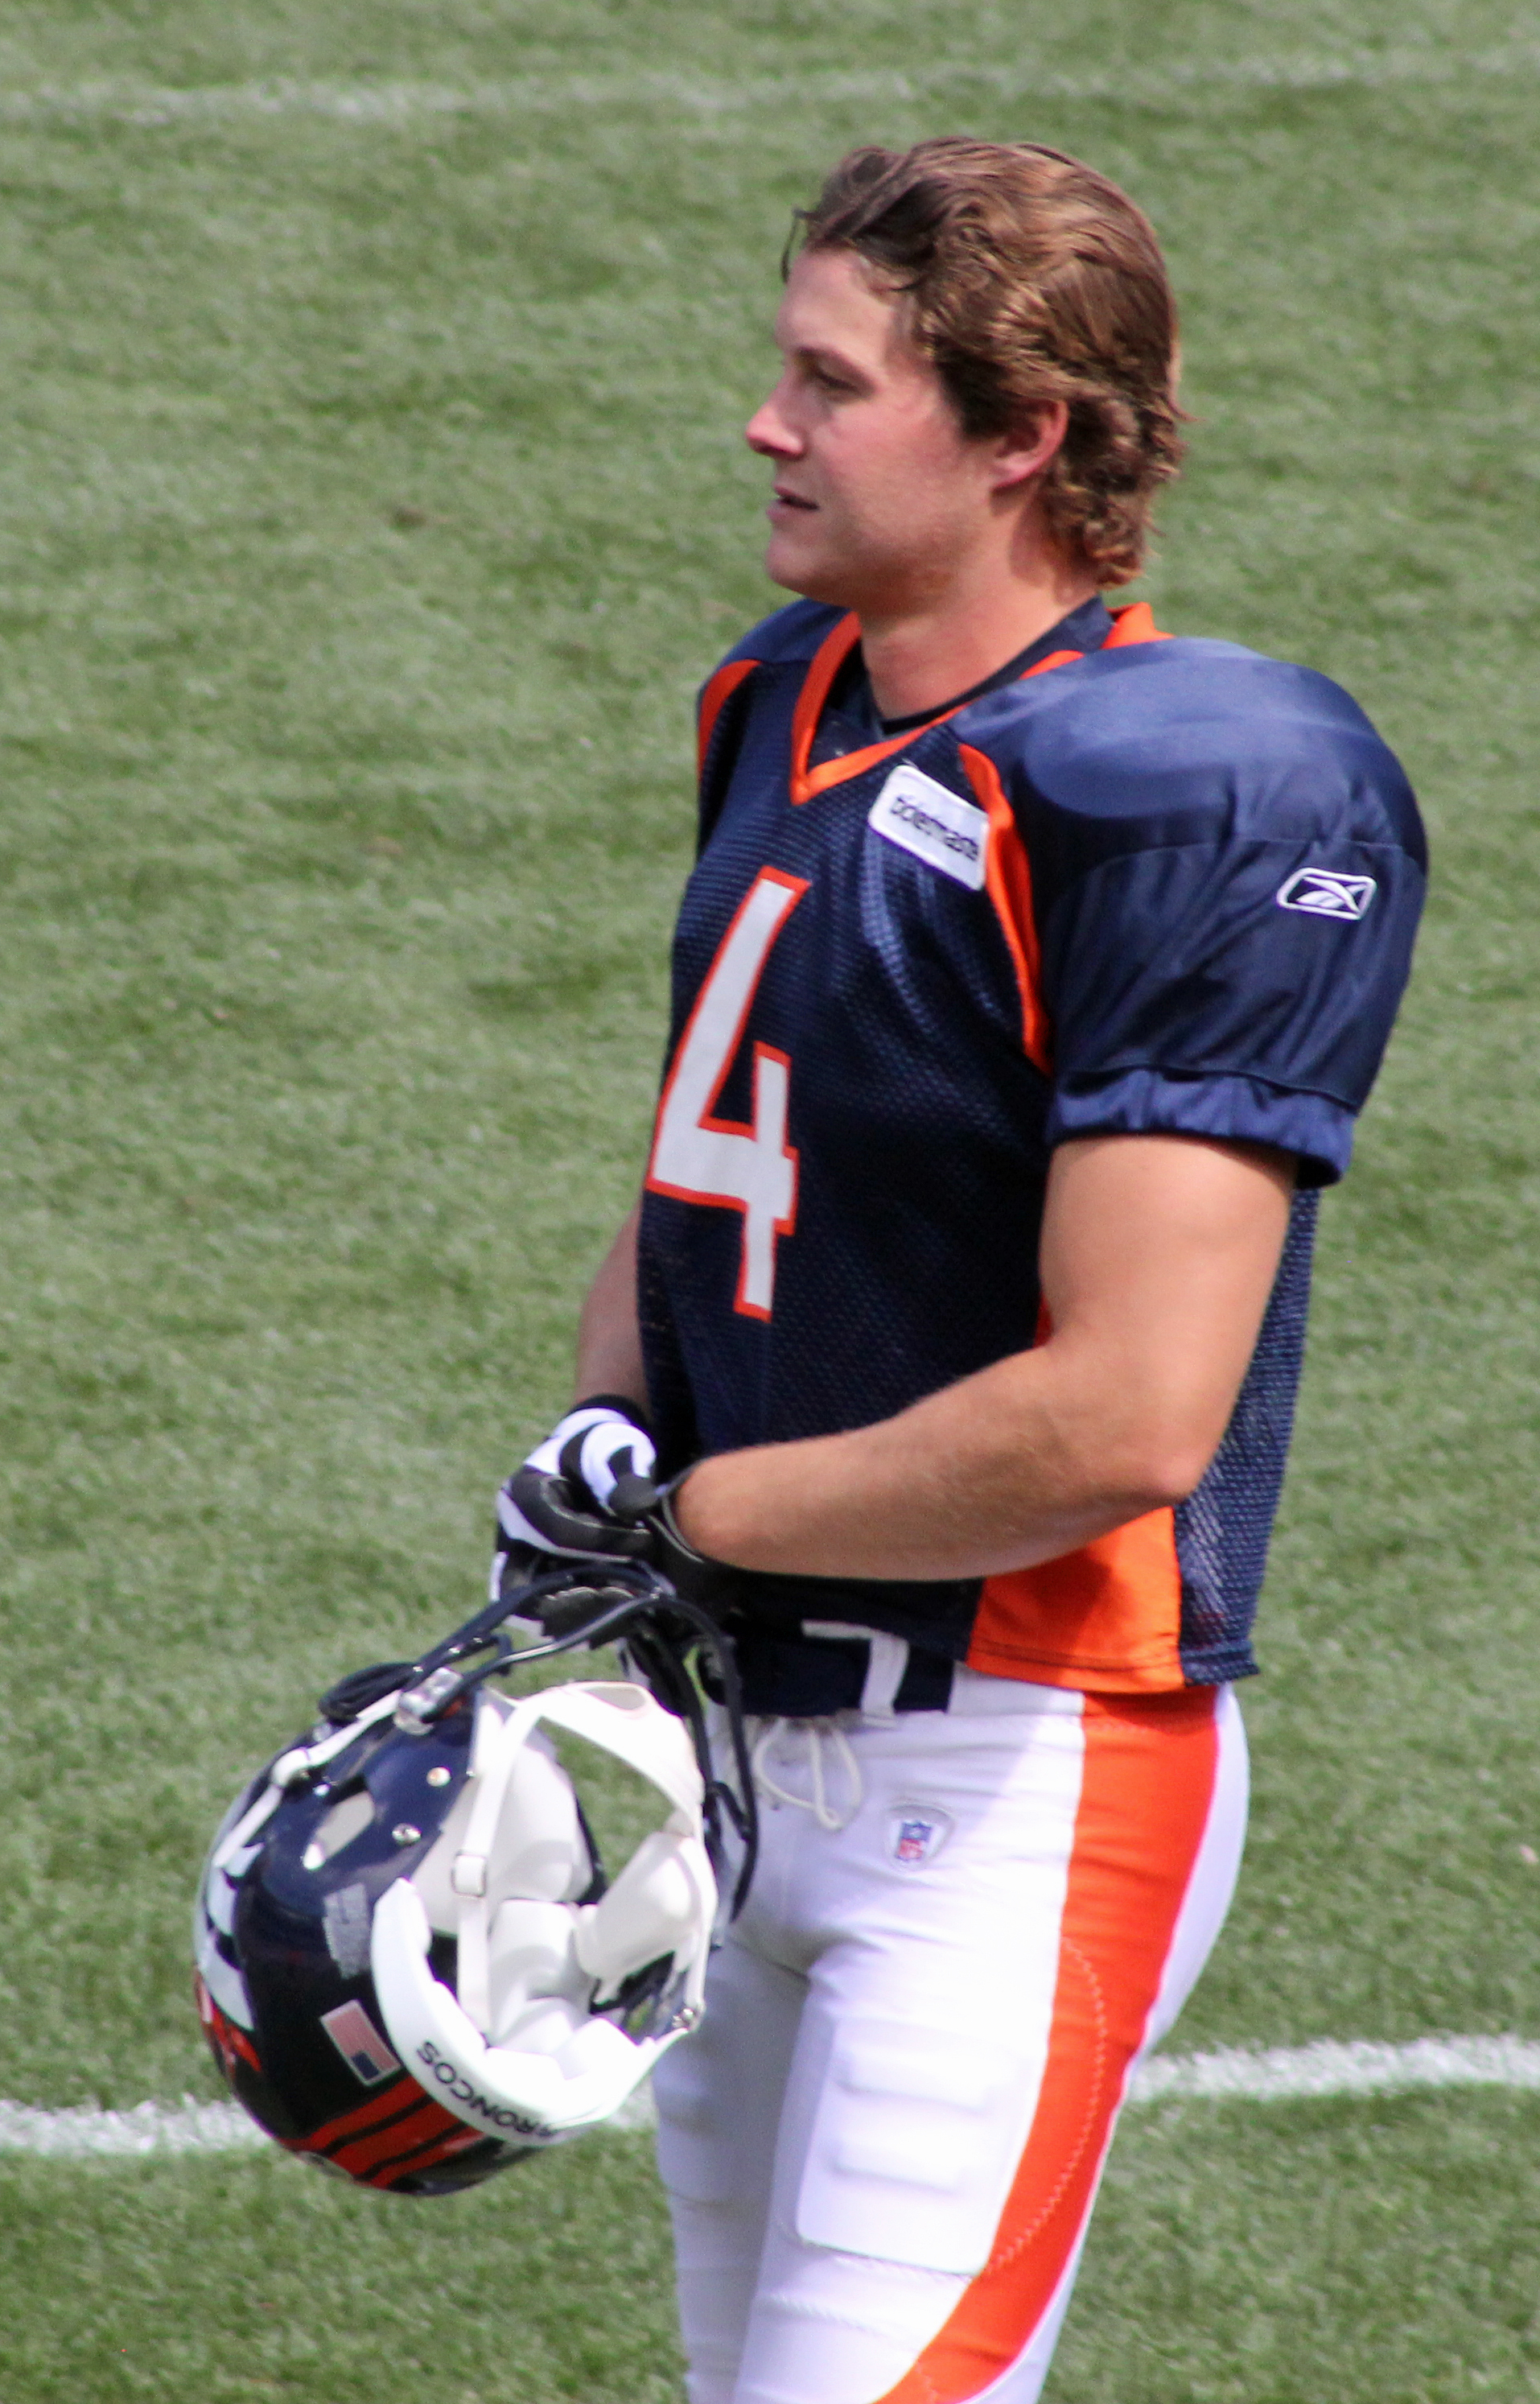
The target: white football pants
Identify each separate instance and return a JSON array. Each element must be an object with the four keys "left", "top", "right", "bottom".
[{"left": 653, "top": 1676, "right": 1247, "bottom": 2404}]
